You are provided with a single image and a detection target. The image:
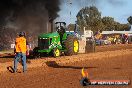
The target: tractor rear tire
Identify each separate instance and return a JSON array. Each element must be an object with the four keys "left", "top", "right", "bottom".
[{"left": 64, "top": 35, "right": 79, "bottom": 56}]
